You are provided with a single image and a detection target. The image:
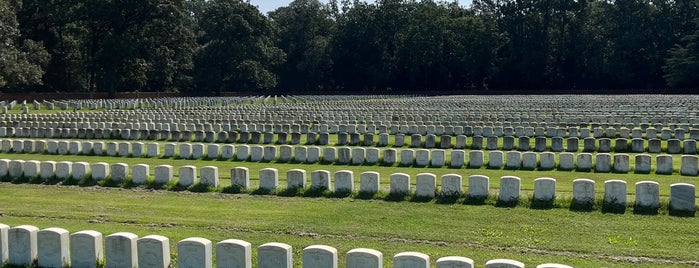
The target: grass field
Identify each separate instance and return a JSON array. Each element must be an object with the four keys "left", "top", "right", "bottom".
[{"left": 1, "top": 151, "right": 698, "bottom": 267}]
